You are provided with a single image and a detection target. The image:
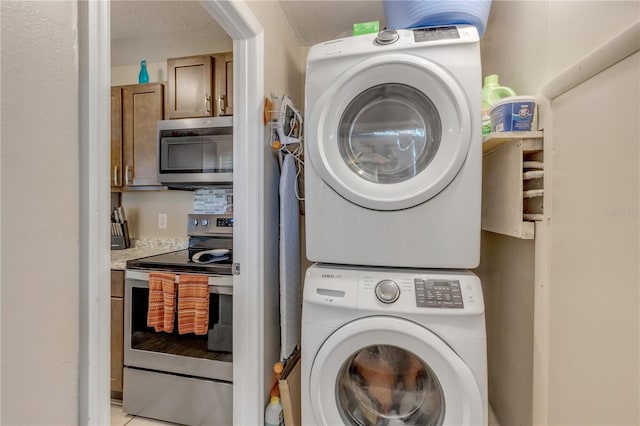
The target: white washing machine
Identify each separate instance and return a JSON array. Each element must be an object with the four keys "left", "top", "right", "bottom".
[
  {"left": 304, "top": 26, "right": 482, "bottom": 268},
  {"left": 301, "top": 264, "right": 487, "bottom": 426}
]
